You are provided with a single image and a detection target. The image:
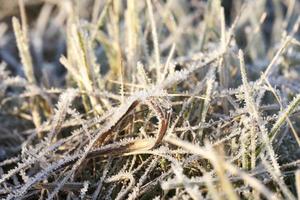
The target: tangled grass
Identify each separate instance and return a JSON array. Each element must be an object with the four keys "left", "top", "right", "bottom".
[{"left": 0, "top": 0, "right": 300, "bottom": 199}]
